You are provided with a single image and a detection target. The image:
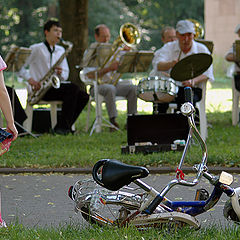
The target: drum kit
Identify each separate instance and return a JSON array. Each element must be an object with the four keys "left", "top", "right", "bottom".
[{"left": 137, "top": 53, "right": 213, "bottom": 104}]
